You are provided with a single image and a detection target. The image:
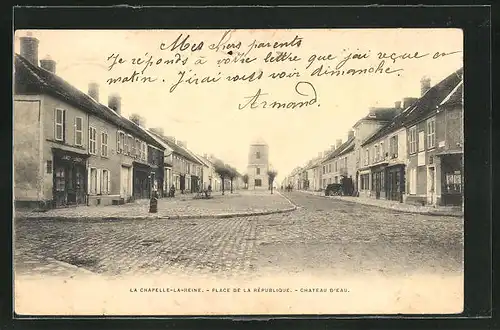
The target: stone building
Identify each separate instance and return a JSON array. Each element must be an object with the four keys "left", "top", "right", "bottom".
[{"left": 247, "top": 138, "right": 269, "bottom": 190}]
